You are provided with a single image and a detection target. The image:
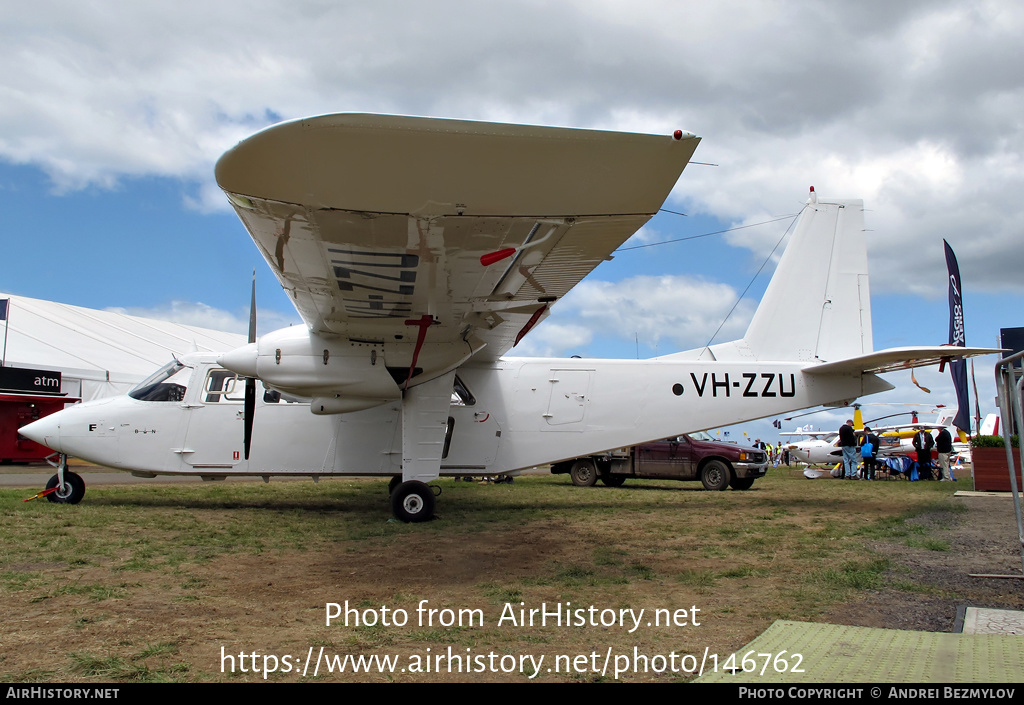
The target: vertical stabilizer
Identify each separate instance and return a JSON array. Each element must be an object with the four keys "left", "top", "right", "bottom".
[
  {"left": 979, "top": 413, "right": 999, "bottom": 436},
  {"left": 742, "top": 191, "right": 872, "bottom": 362}
]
